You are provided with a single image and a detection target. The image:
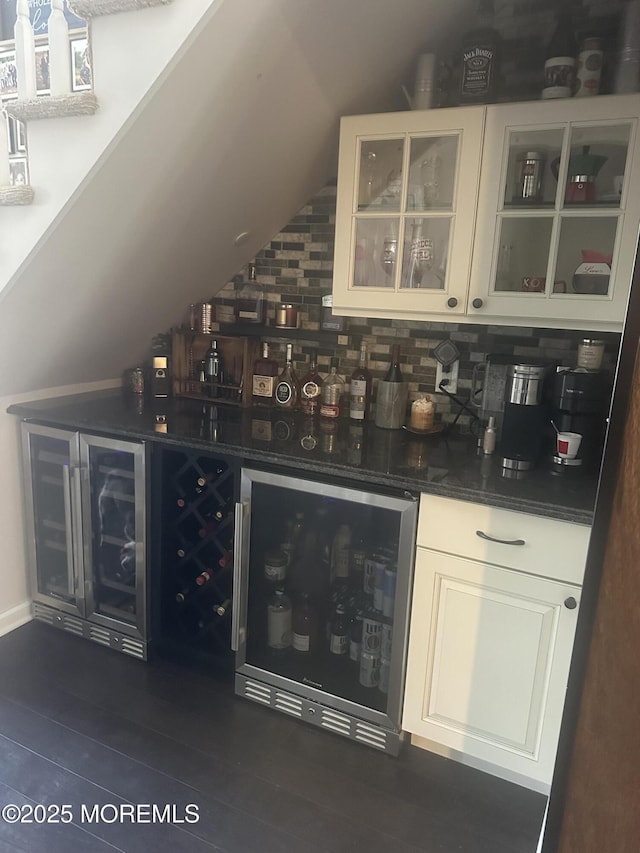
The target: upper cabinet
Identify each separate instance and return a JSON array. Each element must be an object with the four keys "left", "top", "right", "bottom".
[
  {"left": 332, "top": 95, "right": 640, "bottom": 331},
  {"left": 332, "top": 107, "right": 485, "bottom": 319}
]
